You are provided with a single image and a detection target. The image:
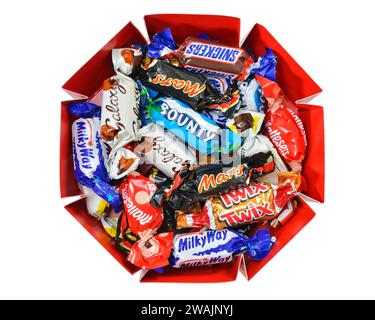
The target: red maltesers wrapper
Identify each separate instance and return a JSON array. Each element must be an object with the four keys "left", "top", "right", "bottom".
[
  {"left": 256, "top": 75, "right": 307, "bottom": 172},
  {"left": 117, "top": 172, "right": 173, "bottom": 269}
]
